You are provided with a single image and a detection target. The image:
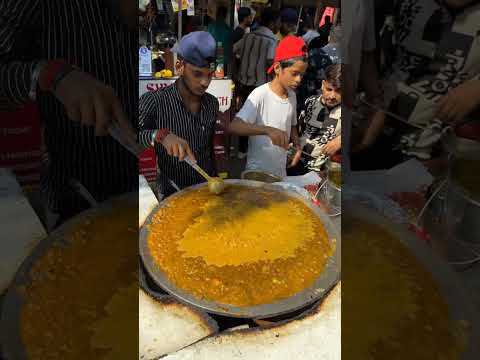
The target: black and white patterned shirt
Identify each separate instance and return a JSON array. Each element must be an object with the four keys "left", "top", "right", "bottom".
[
  {"left": 300, "top": 95, "right": 341, "bottom": 142},
  {"left": 0, "top": 0, "right": 138, "bottom": 214},
  {"left": 298, "top": 95, "right": 341, "bottom": 171},
  {"left": 139, "top": 82, "right": 219, "bottom": 196}
]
